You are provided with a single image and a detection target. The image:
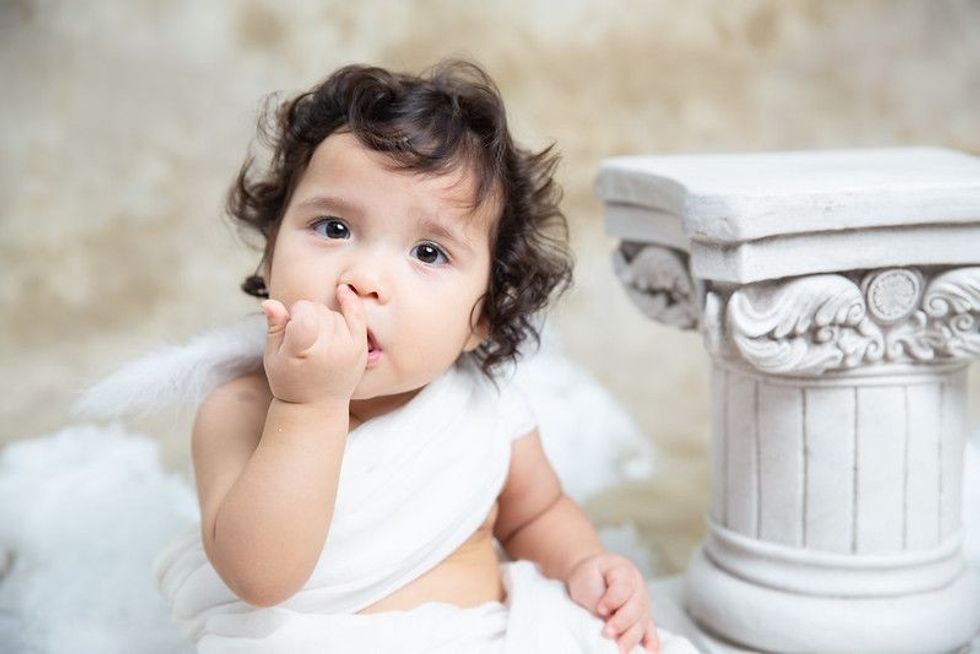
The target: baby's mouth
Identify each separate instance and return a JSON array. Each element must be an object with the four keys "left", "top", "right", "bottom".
[
  {"left": 367, "top": 330, "right": 380, "bottom": 353},
  {"left": 366, "top": 330, "right": 382, "bottom": 366}
]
